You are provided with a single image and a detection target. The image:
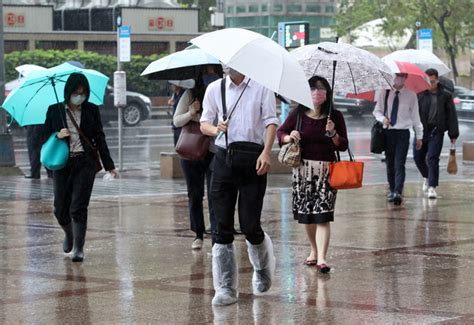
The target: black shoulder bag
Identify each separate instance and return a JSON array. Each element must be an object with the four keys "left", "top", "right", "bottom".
[
  {"left": 220, "top": 78, "right": 264, "bottom": 168},
  {"left": 370, "top": 89, "right": 390, "bottom": 154}
]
